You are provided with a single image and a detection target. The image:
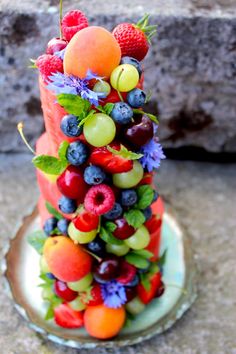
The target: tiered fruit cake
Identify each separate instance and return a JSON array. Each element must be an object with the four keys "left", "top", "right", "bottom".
[{"left": 27, "top": 9, "right": 166, "bottom": 339}]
